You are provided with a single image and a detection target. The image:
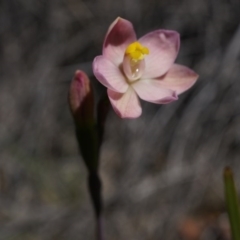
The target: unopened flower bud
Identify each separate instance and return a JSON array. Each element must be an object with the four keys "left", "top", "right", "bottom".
[
  {"left": 68, "top": 70, "right": 99, "bottom": 171},
  {"left": 68, "top": 70, "right": 94, "bottom": 126}
]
